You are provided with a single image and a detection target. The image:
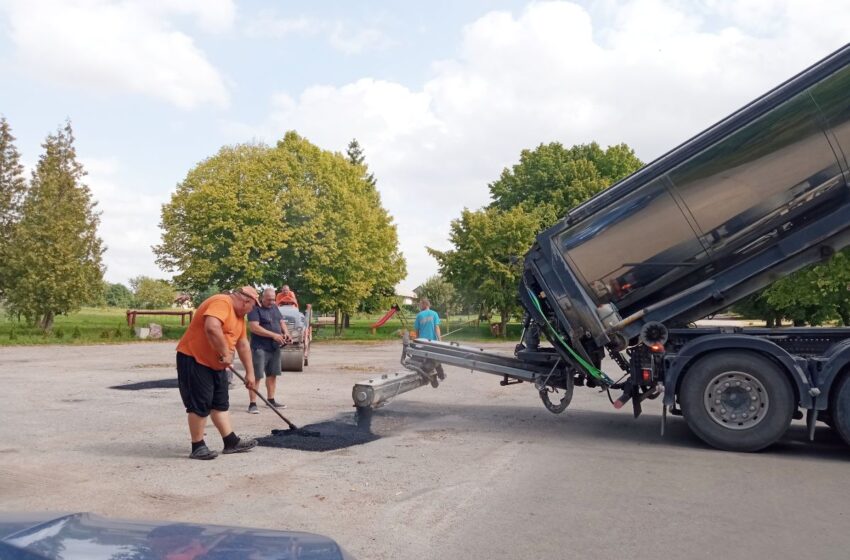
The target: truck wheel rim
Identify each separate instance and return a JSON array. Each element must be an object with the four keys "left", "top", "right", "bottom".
[{"left": 703, "top": 371, "right": 769, "bottom": 430}]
